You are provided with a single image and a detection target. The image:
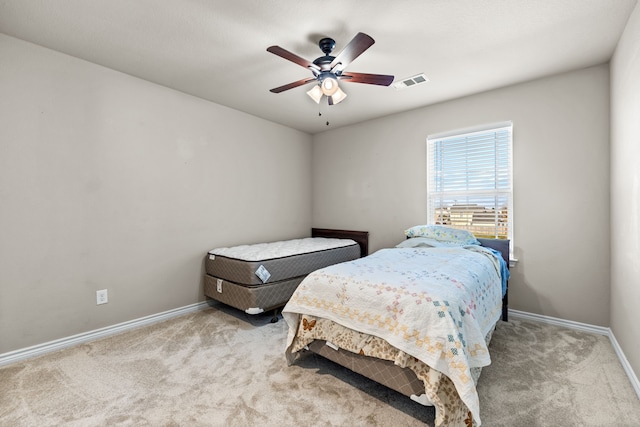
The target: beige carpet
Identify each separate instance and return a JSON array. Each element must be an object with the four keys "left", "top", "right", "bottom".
[{"left": 1, "top": 303, "right": 639, "bottom": 426}]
